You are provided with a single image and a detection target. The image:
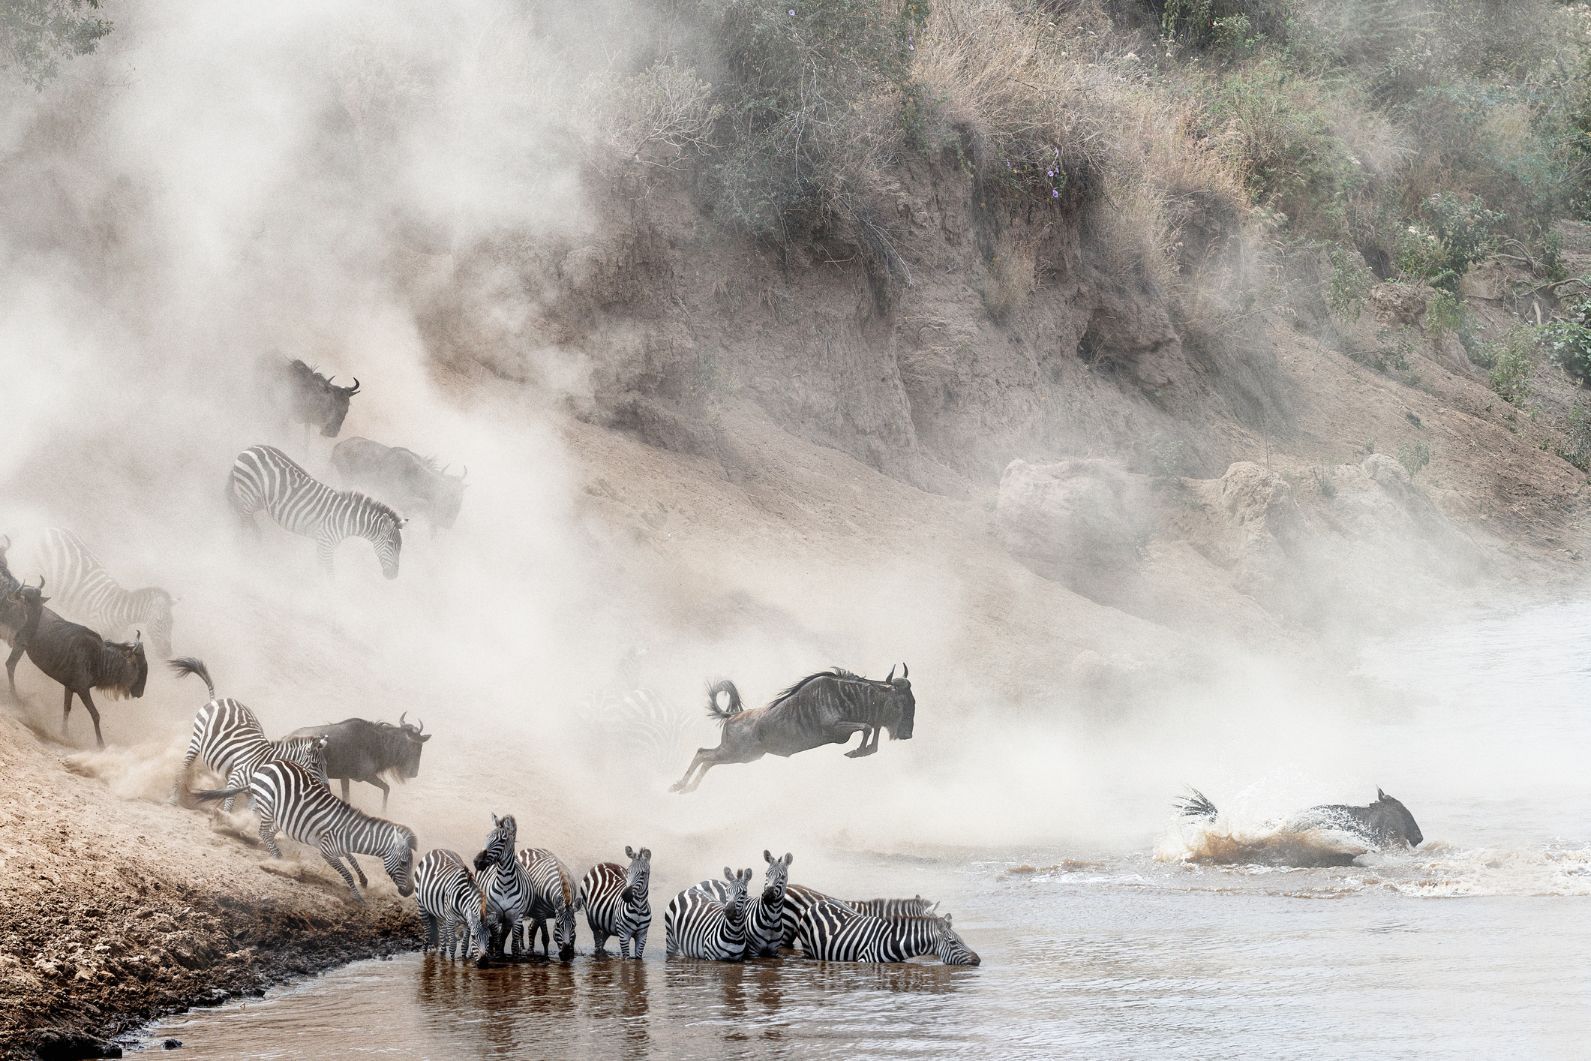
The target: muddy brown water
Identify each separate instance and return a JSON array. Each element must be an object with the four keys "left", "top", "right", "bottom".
[{"left": 145, "top": 604, "right": 1591, "bottom": 1058}]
